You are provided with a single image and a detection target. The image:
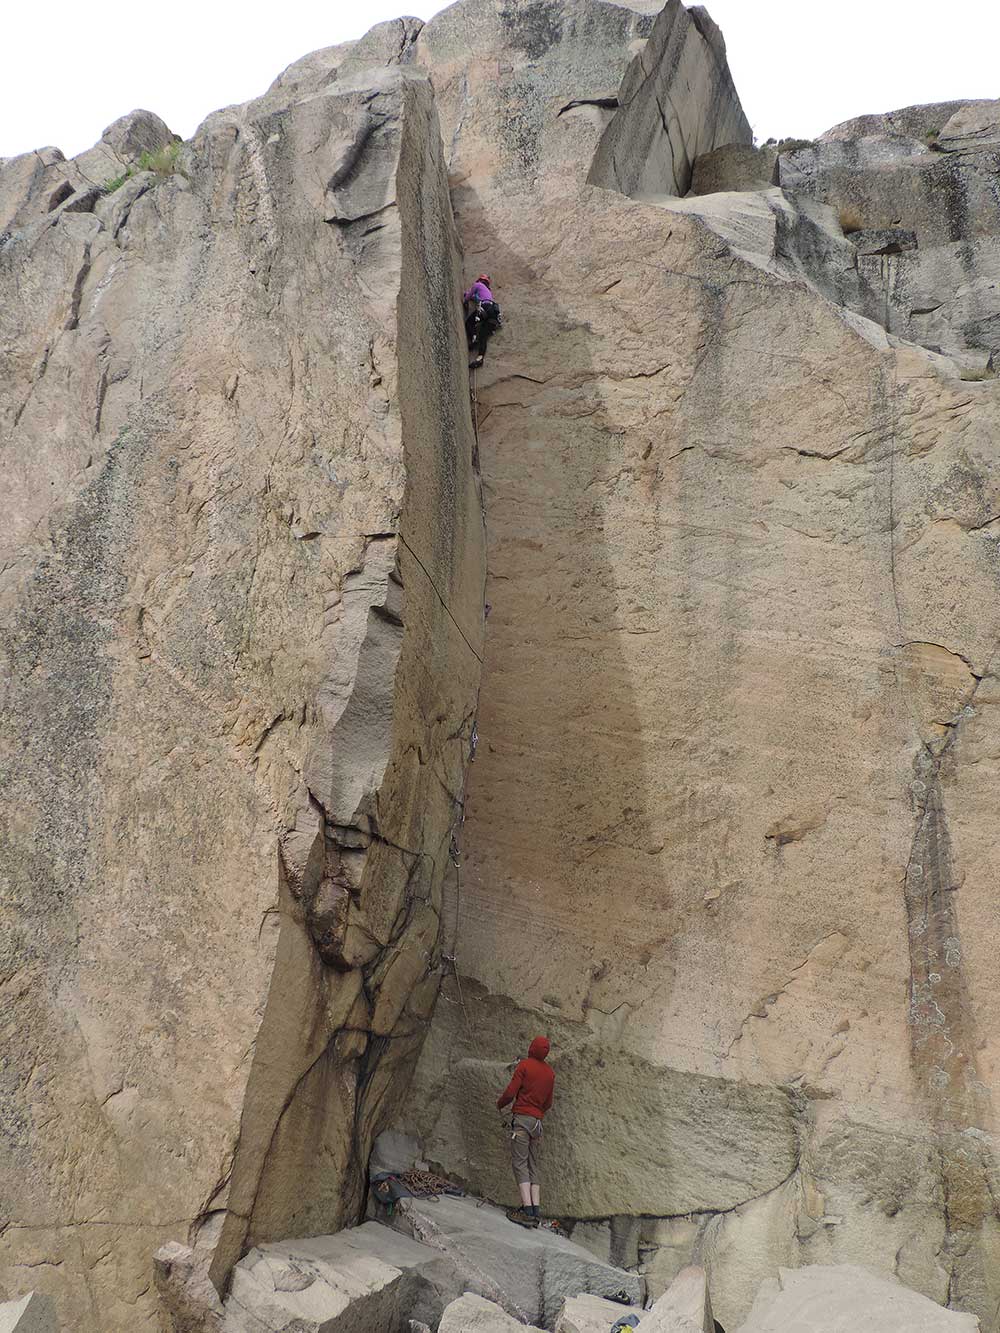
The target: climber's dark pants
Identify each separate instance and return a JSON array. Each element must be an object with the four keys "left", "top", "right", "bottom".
[
  {"left": 510, "top": 1114, "right": 543, "bottom": 1186},
  {"left": 467, "top": 302, "right": 500, "bottom": 360}
]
